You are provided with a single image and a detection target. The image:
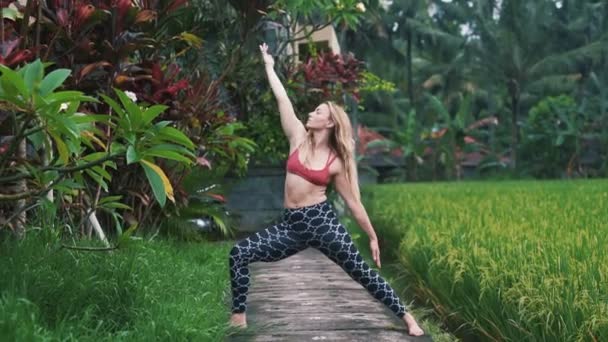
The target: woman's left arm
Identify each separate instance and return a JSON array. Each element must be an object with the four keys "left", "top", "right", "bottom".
[
  {"left": 333, "top": 166, "right": 377, "bottom": 242},
  {"left": 334, "top": 166, "right": 382, "bottom": 268}
]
